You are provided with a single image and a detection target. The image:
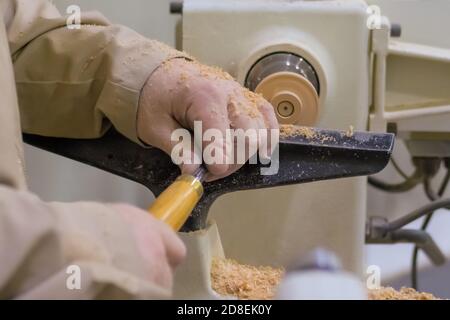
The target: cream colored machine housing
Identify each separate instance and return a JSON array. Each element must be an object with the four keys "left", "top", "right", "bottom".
[{"left": 181, "top": 0, "right": 370, "bottom": 273}]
